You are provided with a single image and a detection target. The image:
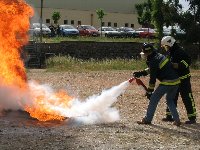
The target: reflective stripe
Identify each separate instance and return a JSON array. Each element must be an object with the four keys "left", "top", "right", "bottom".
[
  {"left": 188, "top": 93, "right": 197, "bottom": 118},
  {"left": 159, "top": 57, "right": 169, "bottom": 69},
  {"left": 145, "top": 68, "right": 150, "bottom": 74},
  {"left": 188, "top": 113, "right": 197, "bottom": 117},
  {"left": 181, "top": 60, "right": 189, "bottom": 68},
  {"left": 166, "top": 112, "right": 171, "bottom": 115},
  {"left": 160, "top": 79, "right": 180, "bottom": 85},
  {"left": 179, "top": 73, "right": 191, "bottom": 79},
  {"left": 148, "top": 83, "right": 155, "bottom": 90}
]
